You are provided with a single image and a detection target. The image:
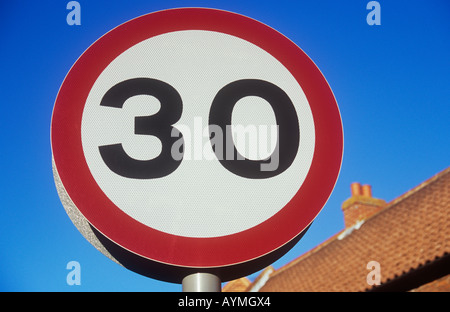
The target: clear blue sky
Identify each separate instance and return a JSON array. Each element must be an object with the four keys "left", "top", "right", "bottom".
[{"left": 0, "top": 0, "right": 449, "bottom": 291}]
